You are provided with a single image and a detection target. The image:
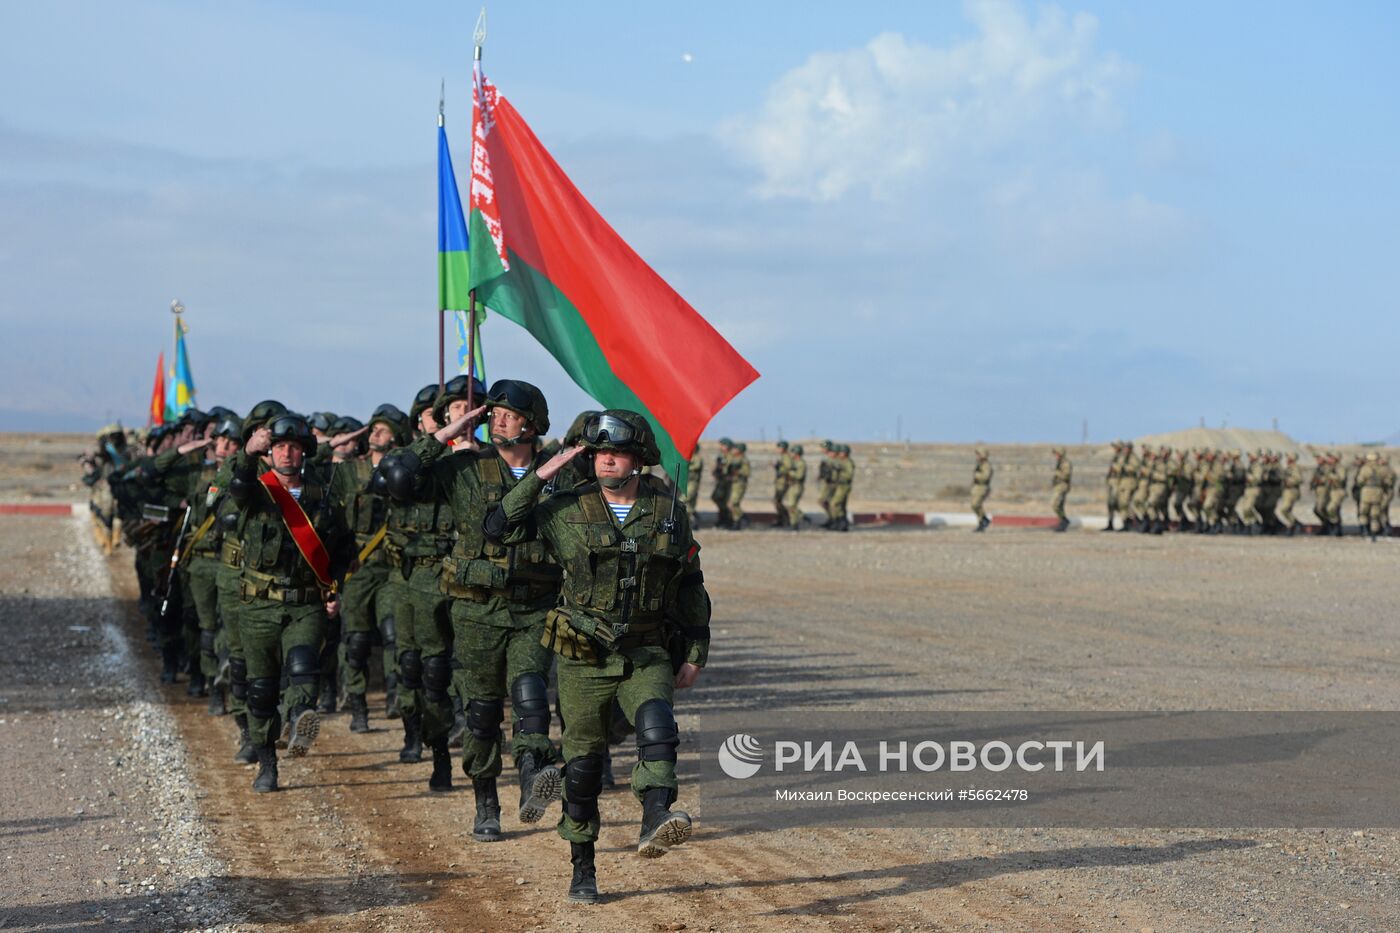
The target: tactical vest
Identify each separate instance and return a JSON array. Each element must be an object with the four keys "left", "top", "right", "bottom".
[
  {"left": 239, "top": 481, "right": 334, "bottom": 599},
  {"left": 383, "top": 492, "right": 454, "bottom": 563},
  {"left": 188, "top": 461, "right": 223, "bottom": 557},
  {"left": 441, "top": 453, "right": 560, "bottom": 599},
  {"left": 342, "top": 460, "right": 388, "bottom": 553},
  {"left": 558, "top": 489, "right": 687, "bottom": 631}
]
